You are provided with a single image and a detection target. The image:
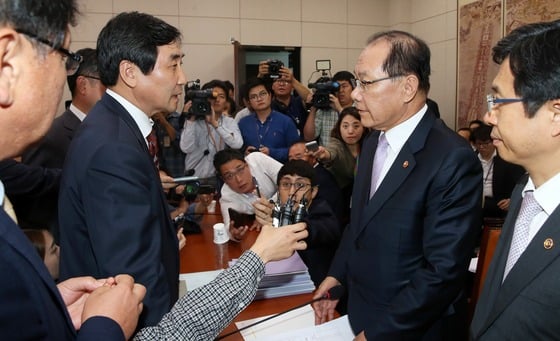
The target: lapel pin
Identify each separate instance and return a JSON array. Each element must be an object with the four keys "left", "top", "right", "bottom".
[
  {"left": 403, "top": 161, "right": 409, "bottom": 168},
  {"left": 544, "top": 238, "right": 554, "bottom": 250}
]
